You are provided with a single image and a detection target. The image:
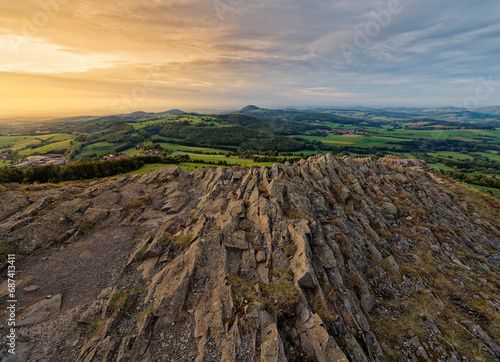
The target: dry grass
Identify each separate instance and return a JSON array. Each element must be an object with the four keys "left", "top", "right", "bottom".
[
  {"left": 308, "top": 292, "right": 335, "bottom": 322},
  {"left": 134, "top": 244, "right": 149, "bottom": 260},
  {"left": 0, "top": 240, "right": 17, "bottom": 259},
  {"left": 124, "top": 197, "right": 152, "bottom": 212},
  {"left": 108, "top": 289, "right": 127, "bottom": 312},
  {"left": 283, "top": 206, "right": 308, "bottom": 220},
  {"left": 228, "top": 274, "right": 259, "bottom": 307},
  {"left": 173, "top": 233, "right": 193, "bottom": 250},
  {"left": 262, "top": 281, "right": 301, "bottom": 316},
  {"left": 77, "top": 220, "right": 95, "bottom": 233}
]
